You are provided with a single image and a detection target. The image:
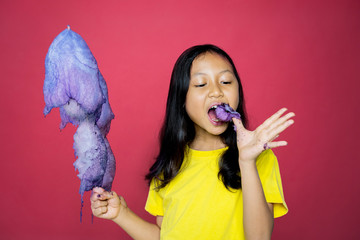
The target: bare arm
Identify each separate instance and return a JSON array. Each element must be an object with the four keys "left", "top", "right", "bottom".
[
  {"left": 112, "top": 207, "right": 161, "bottom": 240},
  {"left": 91, "top": 187, "right": 161, "bottom": 240},
  {"left": 233, "top": 108, "right": 295, "bottom": 239},
  {"left": 240, "top": 161, "right": 274, "bottom": 240}
]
